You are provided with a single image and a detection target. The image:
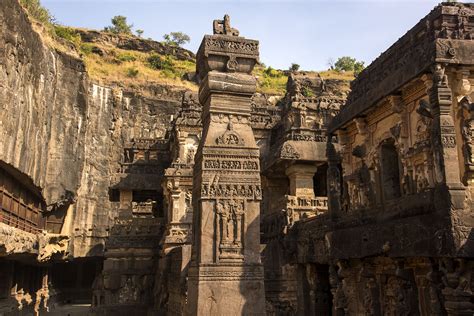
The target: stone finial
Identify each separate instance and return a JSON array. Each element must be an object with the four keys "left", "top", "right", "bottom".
[{"left": 213, "top": 14, "right": 240, "bottom": 36}]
